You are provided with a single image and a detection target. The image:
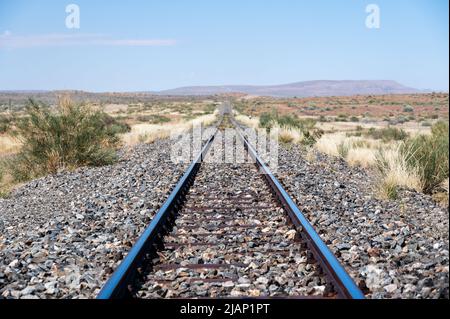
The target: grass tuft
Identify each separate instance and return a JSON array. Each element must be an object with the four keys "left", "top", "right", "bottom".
[{"left": 400, "top": 121, "right": 449, "bottom": 194}]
